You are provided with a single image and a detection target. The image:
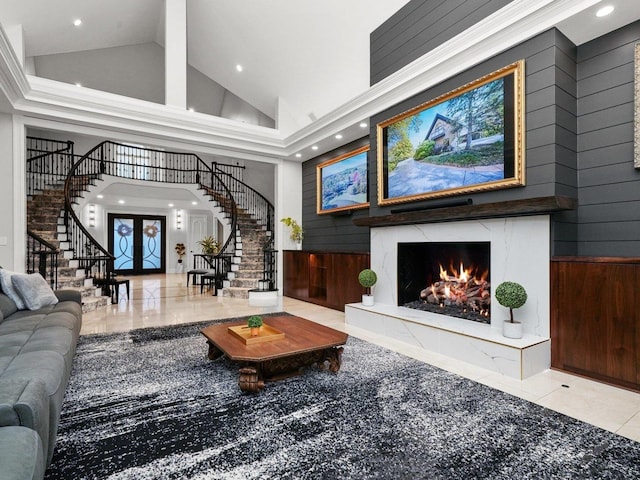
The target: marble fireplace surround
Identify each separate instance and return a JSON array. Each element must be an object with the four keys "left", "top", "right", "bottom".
[{"left": 345, "top": 215, "right": 551, "bottom": 379}]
